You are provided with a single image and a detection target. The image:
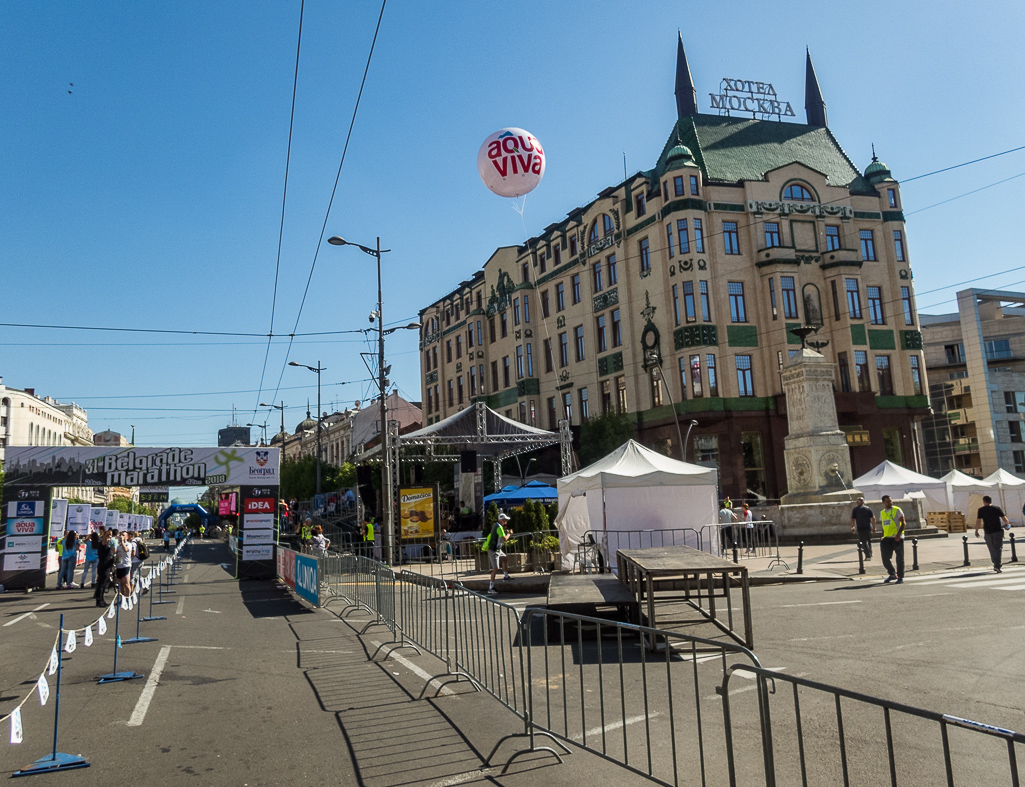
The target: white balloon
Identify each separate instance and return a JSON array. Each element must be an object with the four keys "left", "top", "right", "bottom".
[{"left": 477, "top": 128, "right": 546, "bottom": 198}]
